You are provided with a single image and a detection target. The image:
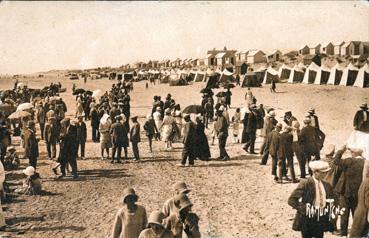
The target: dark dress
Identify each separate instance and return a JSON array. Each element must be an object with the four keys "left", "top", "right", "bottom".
[{"left": 194, "top": 122, "right": 211, "bottom": 160}]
